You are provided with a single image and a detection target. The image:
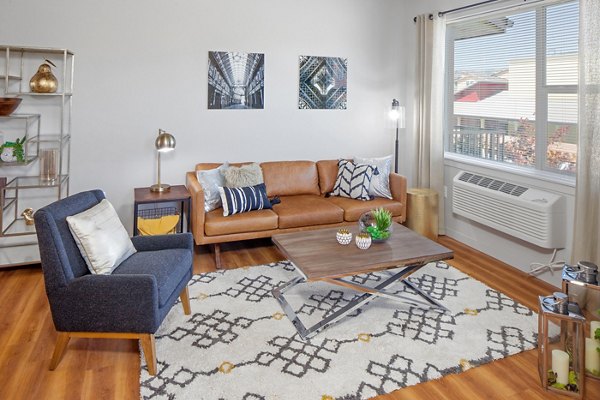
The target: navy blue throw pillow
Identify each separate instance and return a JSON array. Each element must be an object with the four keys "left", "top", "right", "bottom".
[{"left": 218, "top": 183, "right": 272, "bottom": 216}]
